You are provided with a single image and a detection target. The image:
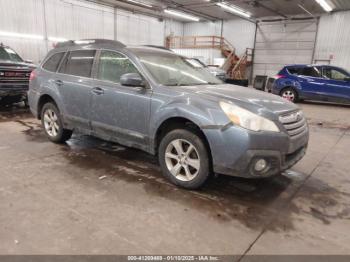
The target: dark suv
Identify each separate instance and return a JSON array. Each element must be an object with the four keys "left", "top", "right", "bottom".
[
  {"left": 0, "top": 44, "right": 36, "bottom": 105},
  {"left": 28, "top": 39, "right": 308, "bottom": 189}
]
